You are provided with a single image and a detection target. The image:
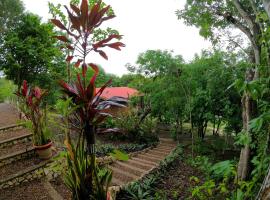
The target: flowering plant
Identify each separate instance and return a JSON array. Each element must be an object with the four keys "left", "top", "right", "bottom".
[{"left": 16, "top": 80, "right": 51, "bottom": 145}]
